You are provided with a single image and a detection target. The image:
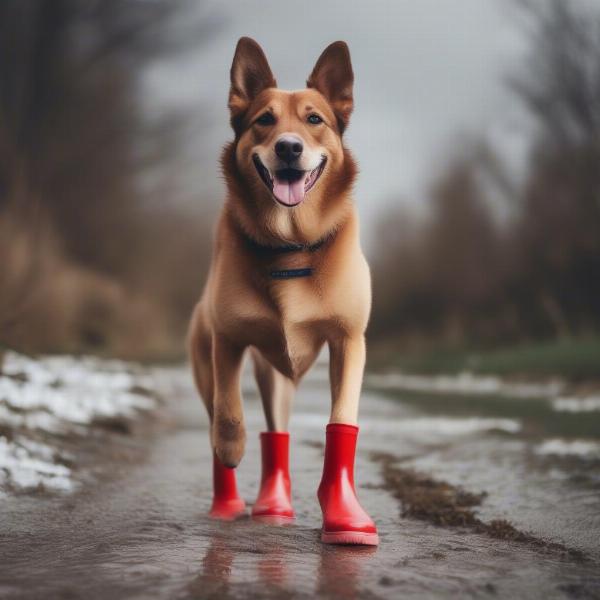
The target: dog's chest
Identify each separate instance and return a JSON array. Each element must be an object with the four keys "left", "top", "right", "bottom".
[
  {"left": 264, "top": 327, "right": 323, "bottom": 380},
  {"left": 265, "top": 278, "right": 331, "bottom": 376}
]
